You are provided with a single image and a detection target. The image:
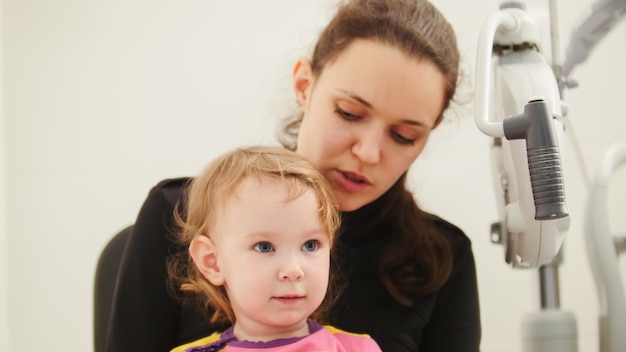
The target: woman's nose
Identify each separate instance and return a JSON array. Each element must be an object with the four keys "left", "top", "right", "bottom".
[{"left": 352, "top": 128, "right": 383, "bottom": 164}]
